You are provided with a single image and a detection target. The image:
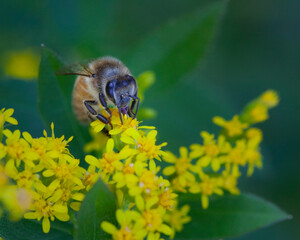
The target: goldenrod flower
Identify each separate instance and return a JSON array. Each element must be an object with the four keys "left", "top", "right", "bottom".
[
  {"left": 42, "top": 157, "right": 85, "bottom": 187},
  {"left": 0, "top": 89, "right": 278, "bottom": 237},
  {"left": 133, "top": 197, "right": 172, "bottom": 237},
  {"left": 164, "top": 205, "right": 191, "bottom": 238},
  {"left": 110, "top": 109, "right": 140, "bottom": 135},
  {"left": 47, "top": 182, "right": 85, "bottom": 211},
  {"left": 4, "top": 49, "right": 39, "bottom": 80},
  {"left": 127, "top": 161, "right": 168, "bottom": 197},
  {"left": 220, "top": 171, "right": 240, "bottom": 195},
  {"left": 121, "top": 129, "right": 166, "bottom": 162},
  {"left": 189, "top": 174, "right": 223, "bottom": 209},
  {"left": 2, "top": 129, "right": 31, "bottom": 167},
  {"left": 244, "top": 138, "right": 262, "bottom": 176},
  {"left": 101, "top": 209, "right": 147, "bottom": 240},
  {"left": 163, "top": 147, "right": 196, "bottom": 192},
  {"left": 0, "top": 108, "right": 18, "bottom": 128},
  {"left": 260, "top": 90, "right": 279, "bottom": 108},
  {"left": 245, "top": 128, "right": 263, "bottom": 142},
  {"left": 1, "top": 186, "right": 32, "bottom": 220},
  {"left": 24, "top": 188, "right": 70, "bottom": 233},
  {"left": 190, "top": 132, "right": 230, "bottom": 172},
  {"left": 240, "top": 90, "right": 279, "bottom": 124},
  {"left": 249, "top": 104, "right": 268, "bottom": 123},
  {"left": 45, "top": 123, "right": 73, "bottom": 154},
  {"left": 158, "top": 187, "right": 177, "bottom": 210},
  {"left": 82, "top": 165, "right": 100, "bottom": 191},
  {"left": 225, "top": 140, "right": 247, "bottom": 176},
  {"left": 85, "top": 139, "right": 132, "bottom": 182},
  {"left": 113, "top": 159, "right": 137, "bottom": 188},
  {"left": 90, "top": 108, "right": 153, "bottom": 137},
  {"left": 213, "top": 115, "right": 248, "bottom": 137}
]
